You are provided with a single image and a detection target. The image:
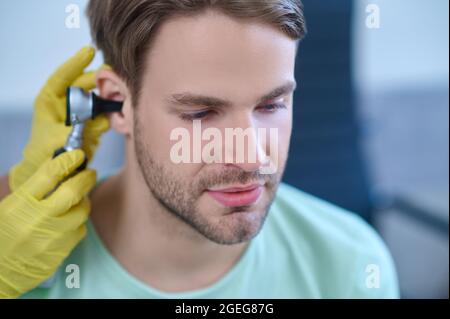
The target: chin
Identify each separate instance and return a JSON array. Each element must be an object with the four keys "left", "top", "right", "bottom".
[{"left": 212, "top": 209, "right": 266, "bottom": 245}]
